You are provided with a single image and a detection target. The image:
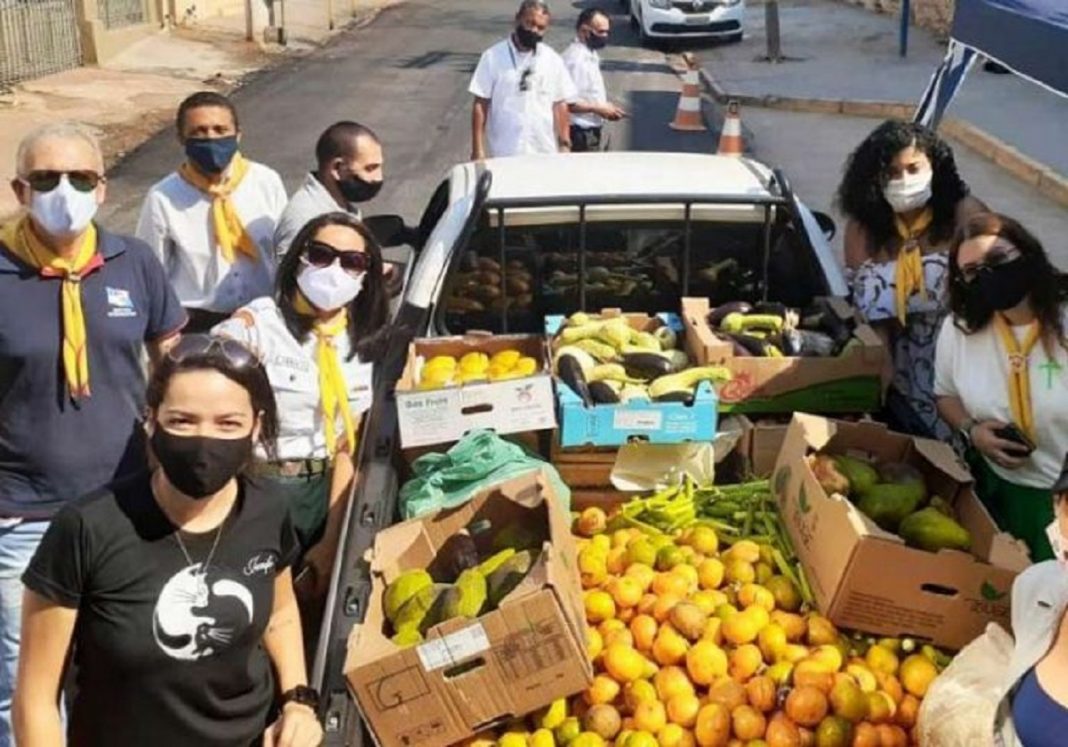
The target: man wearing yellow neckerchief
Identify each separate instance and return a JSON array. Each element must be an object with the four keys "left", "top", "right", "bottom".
[
  {"left": 0, "top": 122, "right": 186, "bottom": 740},
  {"left": 136, "top": 91, "right": 287, "bottom": 333}
]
